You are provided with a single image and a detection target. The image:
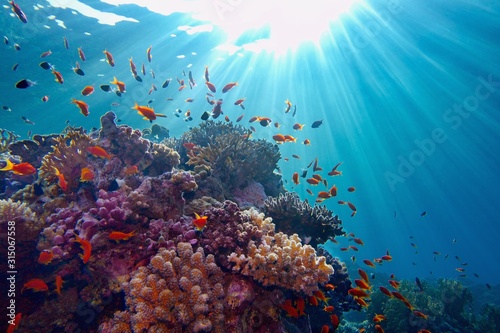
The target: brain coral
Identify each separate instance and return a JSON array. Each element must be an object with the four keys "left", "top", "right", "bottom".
[{"left": 101, "top": 242, "right": 225, "bottom": 333}]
